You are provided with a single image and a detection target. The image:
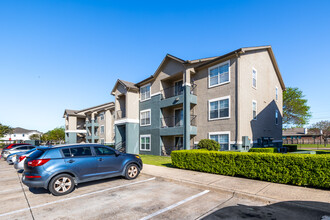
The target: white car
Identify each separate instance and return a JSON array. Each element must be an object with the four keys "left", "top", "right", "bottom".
[{"left": 14, "top": 148, "right": 37, "bottom": 170}]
